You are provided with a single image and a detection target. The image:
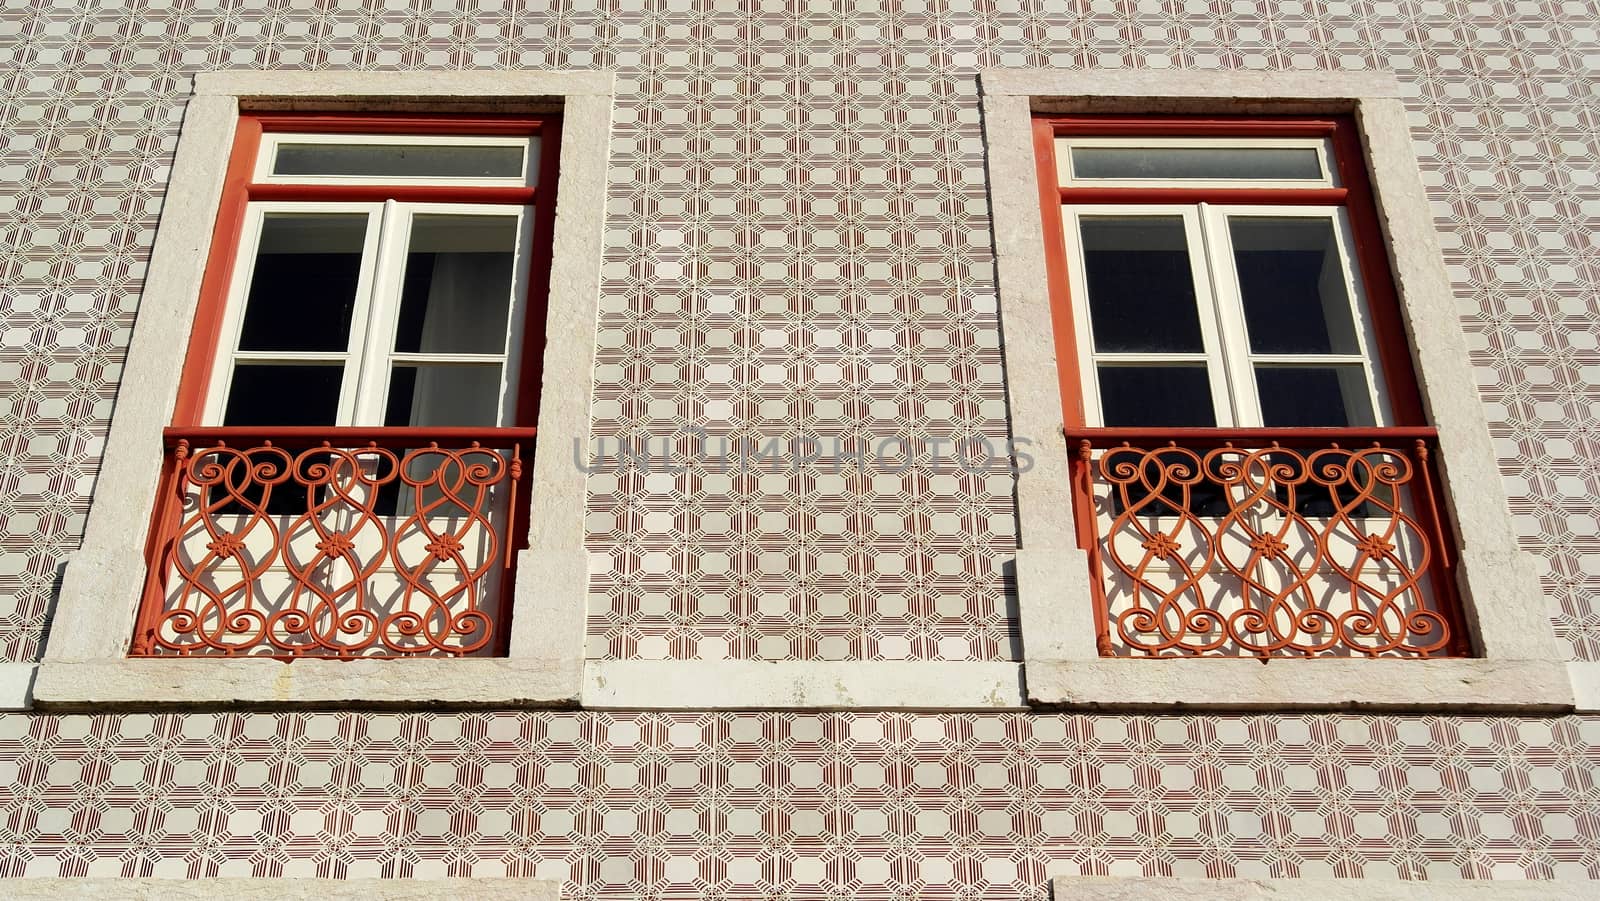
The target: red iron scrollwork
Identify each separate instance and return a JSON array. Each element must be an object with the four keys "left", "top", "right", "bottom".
[
  {"left": 1067, "top": 428, "right": 1468, "bottom": 659},
  {"left": 132, "top": 427, "right": 534, "bottom": 658}
]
